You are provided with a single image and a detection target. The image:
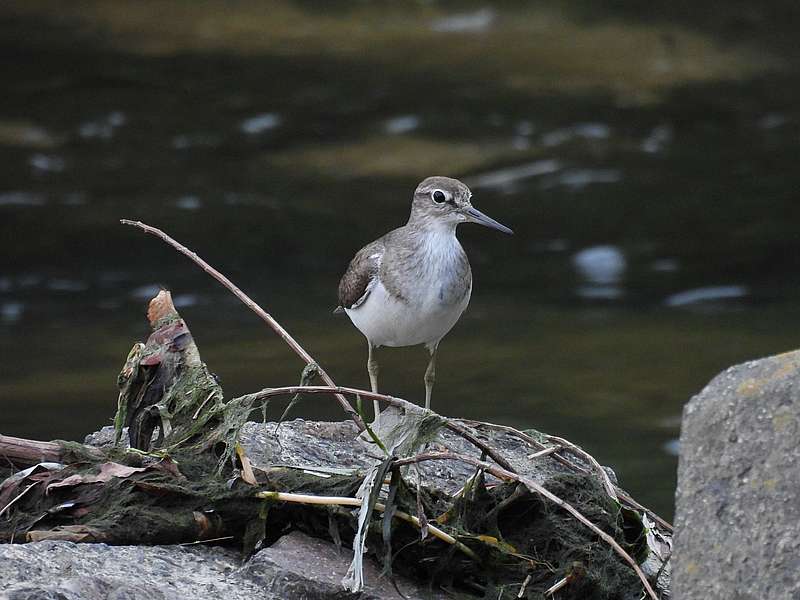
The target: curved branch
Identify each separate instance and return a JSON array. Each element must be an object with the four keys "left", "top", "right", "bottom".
[
  {"left": 233, "top": 385, "right": 516, "bottom": 473},
  {"left": 392, "top": 451, "right": 659, "bottom": 600},
  {"left": 459, "top": 419, "right": 672, "bottom": 533},
  {"left": 120, "top": 219, "right": 365, "bottom": 431}
]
